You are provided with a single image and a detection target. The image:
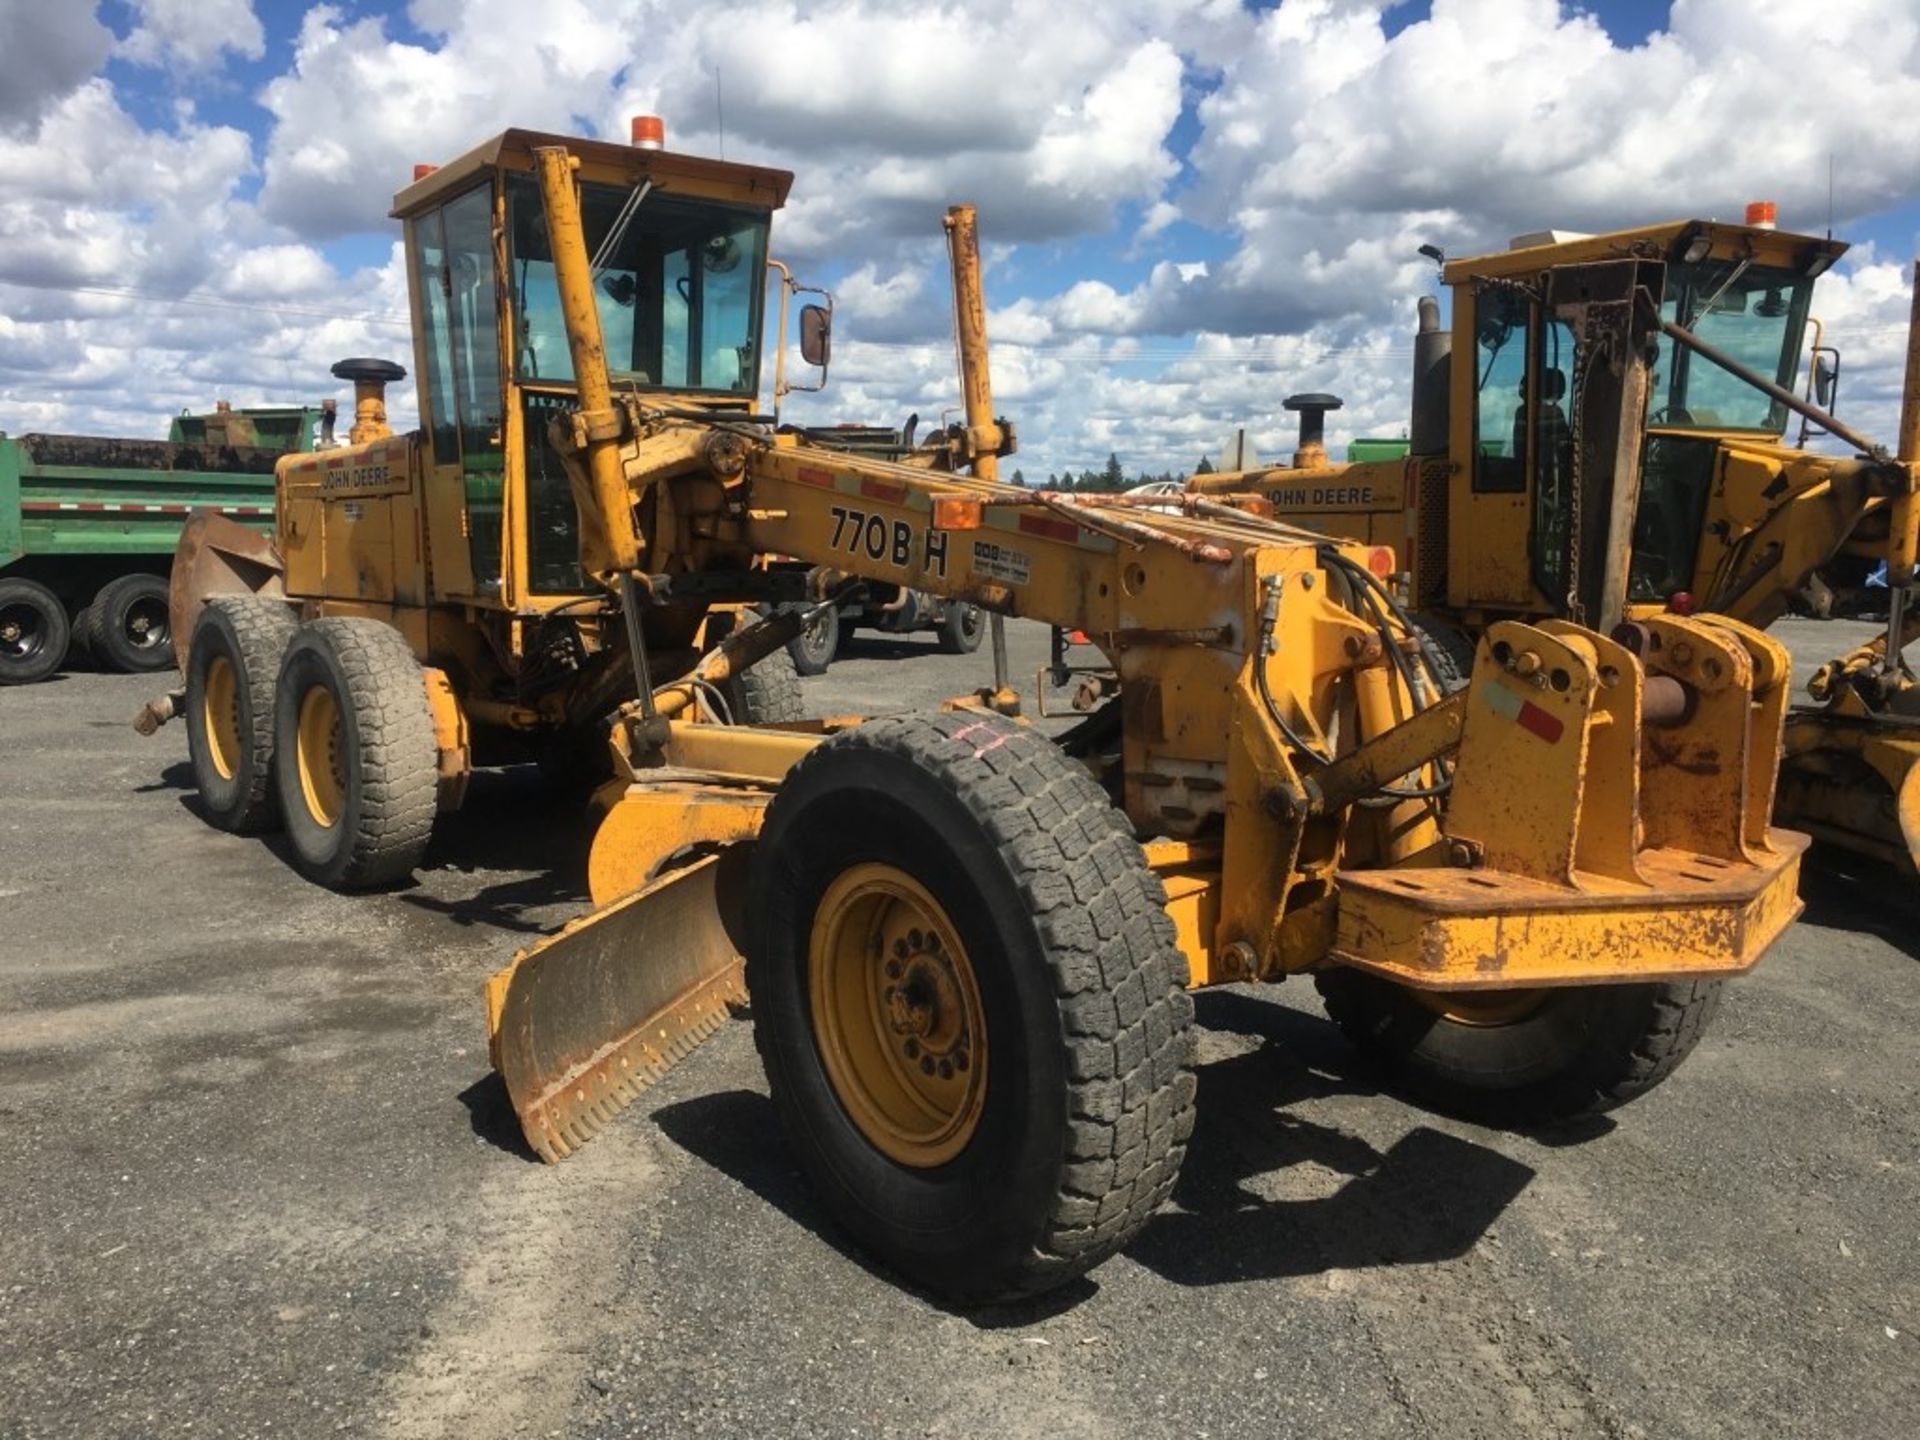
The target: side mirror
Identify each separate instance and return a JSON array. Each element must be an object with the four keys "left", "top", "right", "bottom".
[
  {"left": 1814, "top": 351, "right": 1839, "bottom": 410},
  {"left": 800, "top": 303, "right": 832, "bottom": 368}
]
